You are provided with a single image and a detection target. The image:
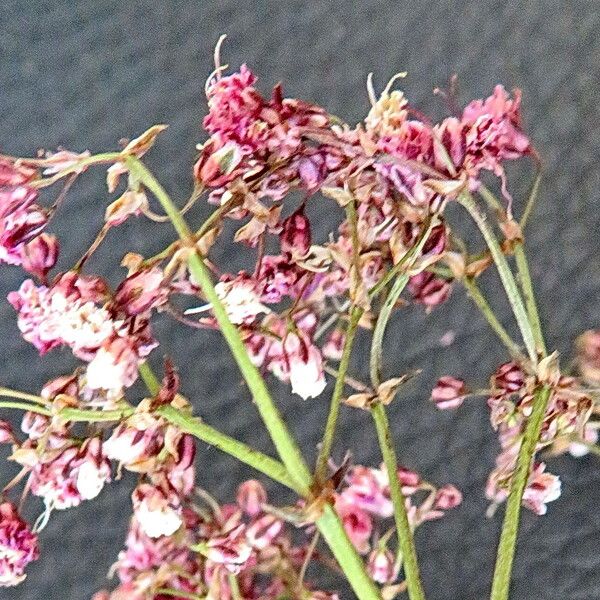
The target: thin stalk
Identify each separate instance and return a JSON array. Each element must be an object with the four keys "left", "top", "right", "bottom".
[
  {"left": 457, "top": 192, "right": 538, "bottom": 364},
  {"left": 156, "top": 405, "right": 299, "bottom": 492},
  {"left": 478, "top": 186, "right": 547, "bottom": 355},
  {"left": 513, "top": 244, "right": 547, "bottom": 355},
  {"left": 126, "top": 156, "right": 382, "bottom": 600},
  {"left": 369, "top": 219, "right": 435, "bottom": 388},
  {"left": 0, "top": 387, "right": 49, "bottom": 405},
  {"left": 316, "top": 504, "right": 383, "bottom": 600},
  {"left": 314, "top": 305, "right": 363, "bottom": 482},
  {"left": 371, "top": 403, "right": 425, "bottom": 600},
  {"left": 126, "top": 156, "right": 312, "bottom": 492},
  {"left": 0, "top": 400, "right": 51, "bottom": 416},
  {"left": 490, "top": 386, "right": 552, "bottom": 600},
  {"left": 462, "top": 277, "right": 525, "bottom": 361},
  {"left": 139, "top": 361, "right": 161, "bottom": 395},
  {"left": 314, "top": 197, "right": 363, "bottom": 482},
  {"left": 156, "top": 589, "right": 202, "bottom": 600},
  {"left": 228, "top": 574, "right": 242, "bottom": 600},
  {"left": 520, "top": 170, "right": 542, "bottom": 230},
  {"left": 0, "top": 398, "right": 132, "bottom": 422}
]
